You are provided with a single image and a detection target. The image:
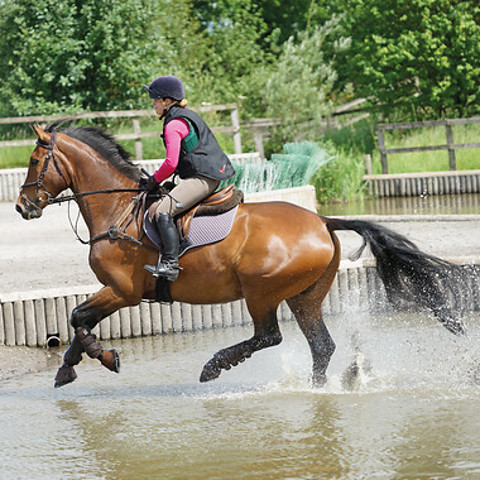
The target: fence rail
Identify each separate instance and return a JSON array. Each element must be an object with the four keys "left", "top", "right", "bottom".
[
  {"left": 0, "top": 104, "right": 242, "bottom": 159},
  {"left": 377, "top": 116, "right": 480, "bottom": 174}
]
